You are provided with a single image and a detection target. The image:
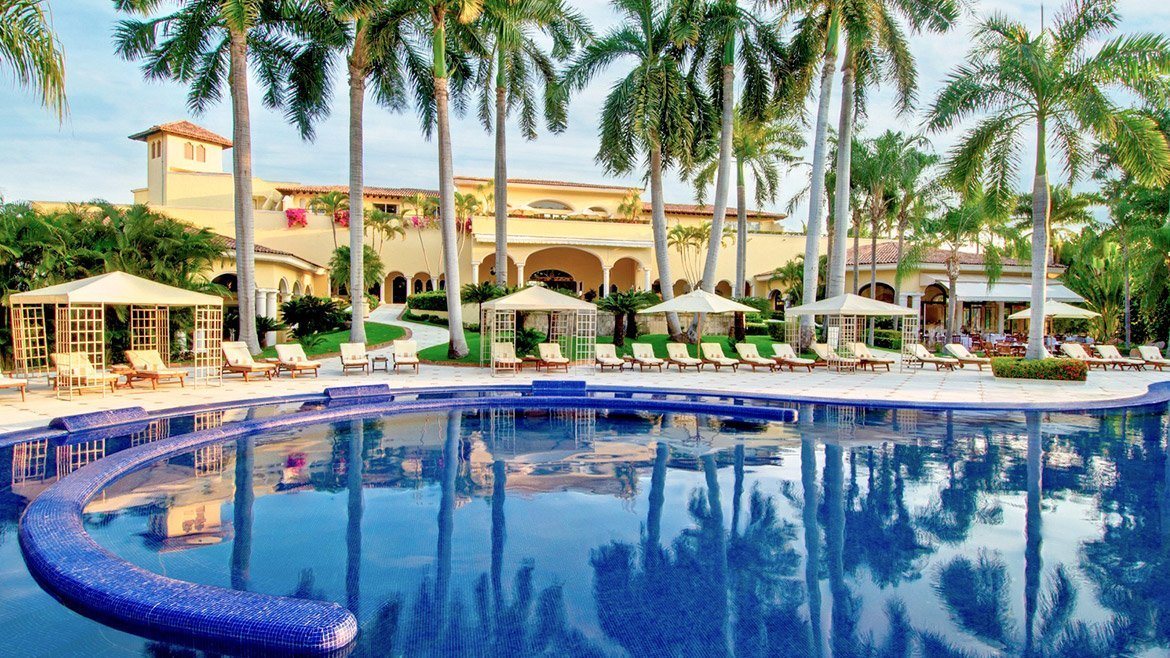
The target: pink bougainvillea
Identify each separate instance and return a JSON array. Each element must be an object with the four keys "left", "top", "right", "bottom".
[
  {"left": 285, "top": 208, "right": 308, "bottom": 228},
  {"left": 334, "top": 209, "right": 350, "bottom": 228}
]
